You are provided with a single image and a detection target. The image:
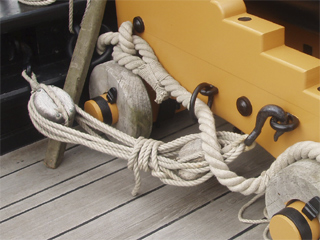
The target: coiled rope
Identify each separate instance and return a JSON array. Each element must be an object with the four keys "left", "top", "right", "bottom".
[
  {"left": 23, "top": 21, "right": 320, "bottom": 198},
  {"left": 96, "top": 21, "right": 320, "bottom": 194}
]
